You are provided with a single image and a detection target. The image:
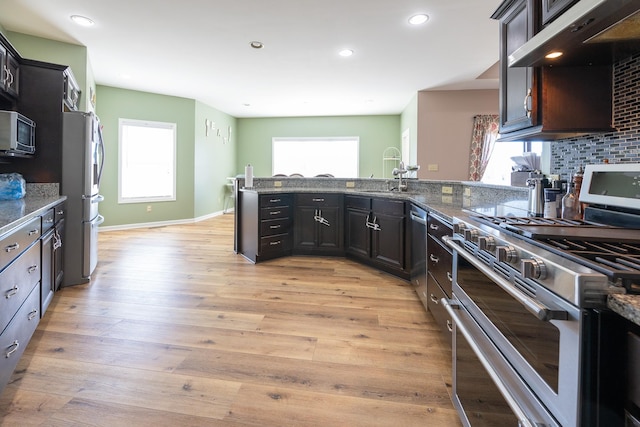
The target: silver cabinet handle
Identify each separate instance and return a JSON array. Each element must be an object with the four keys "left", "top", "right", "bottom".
[
  {"left": 269, "top": 240, "right": 281, "bottom": 246},
  {"left": 430, "top": 294, "right": 439, "bottom": 304},
  {"left": 524, "top": 88, "right": 532, "bottom": 118},
  {"left": 5, "top": 285, "right": 18, "bottom": 299},
  {"left": 312, "top": 198, "right": 325, "bottom": 202},
  {"left": 269, "top": 224, "right": 281, "bottom": 229},
  {"left": 429, "top": 254, "right": 439, "bottom": 263},
  {"left": 443, "top": 236, "right": 567, "bottom": 322},
  {"left": 429, "top": 223, "right": 439, "bottom": 230},
  {"left": 269, "top": 198, "right": 281, "bottom": 203},
  {"left": 5, "top": 243, "right": 19, "bottom": 253},
  {"left": 446, "top": 319, "right": 453, "bottom": 332},
  {"left": 28, "top": 265, "right": 38, "bottom": 274},
  {"left": 447, "top": 271, "right": 453, "bottom": 282},
  {"left": 5, "top": 340, "right": 19, "bottom": 358},
  {"left": 28, "top": 309, "right": 38, "bottom": 321},
  {"left": 270, "top": 210, "right": 281, "bottom": 215}
]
